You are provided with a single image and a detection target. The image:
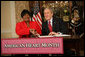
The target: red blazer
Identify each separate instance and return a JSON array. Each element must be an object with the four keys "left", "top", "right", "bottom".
[{"left": 16, "top": 21, "right": 42, "bottom": 38}]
